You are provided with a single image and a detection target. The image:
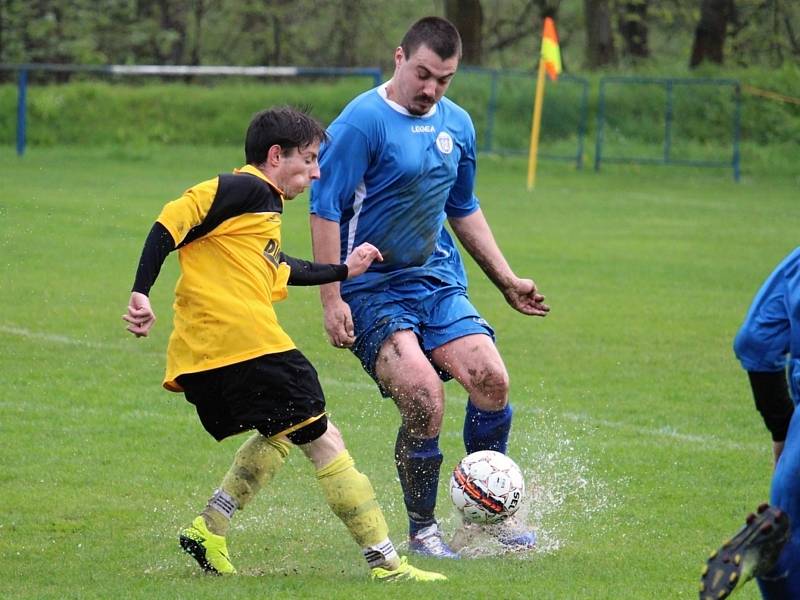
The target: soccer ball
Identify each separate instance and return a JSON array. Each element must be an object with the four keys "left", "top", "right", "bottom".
[{"left": 449, "top": 450, "right": 525, "bottom": 524}]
